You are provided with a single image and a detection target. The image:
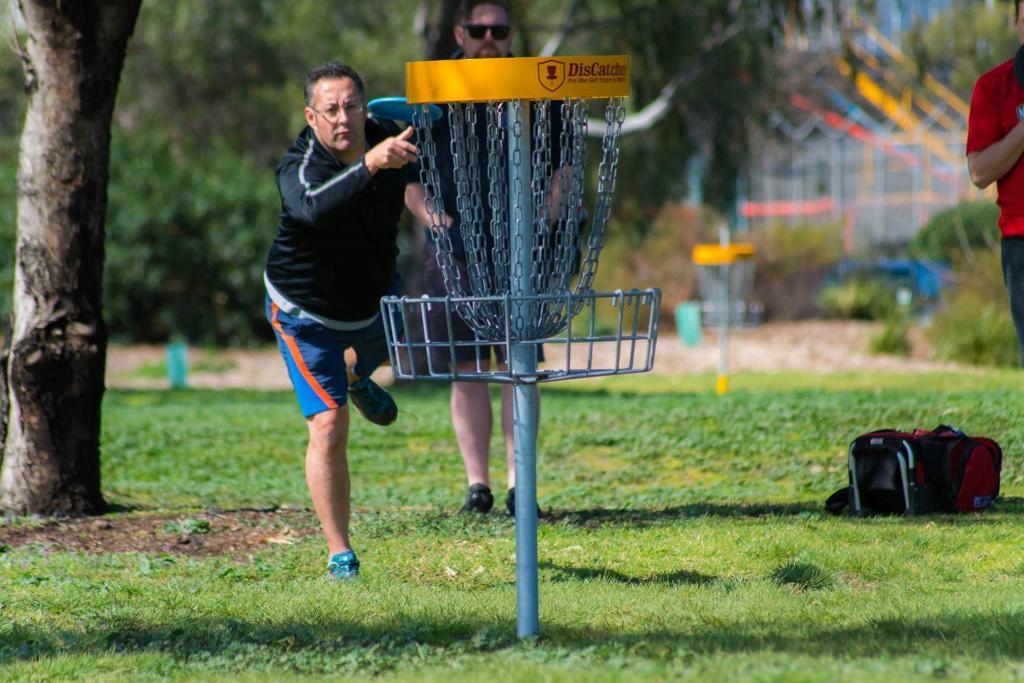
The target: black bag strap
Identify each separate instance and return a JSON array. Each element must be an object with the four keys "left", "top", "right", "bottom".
[{"left": 825, "top": 487, "right": 850, "bottom": 515}]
